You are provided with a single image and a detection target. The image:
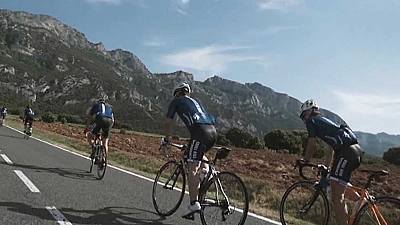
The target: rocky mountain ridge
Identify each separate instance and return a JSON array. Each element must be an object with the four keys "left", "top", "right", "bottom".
[{"left": 0, "top": 9, "right": 398, "bottom": 155}]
